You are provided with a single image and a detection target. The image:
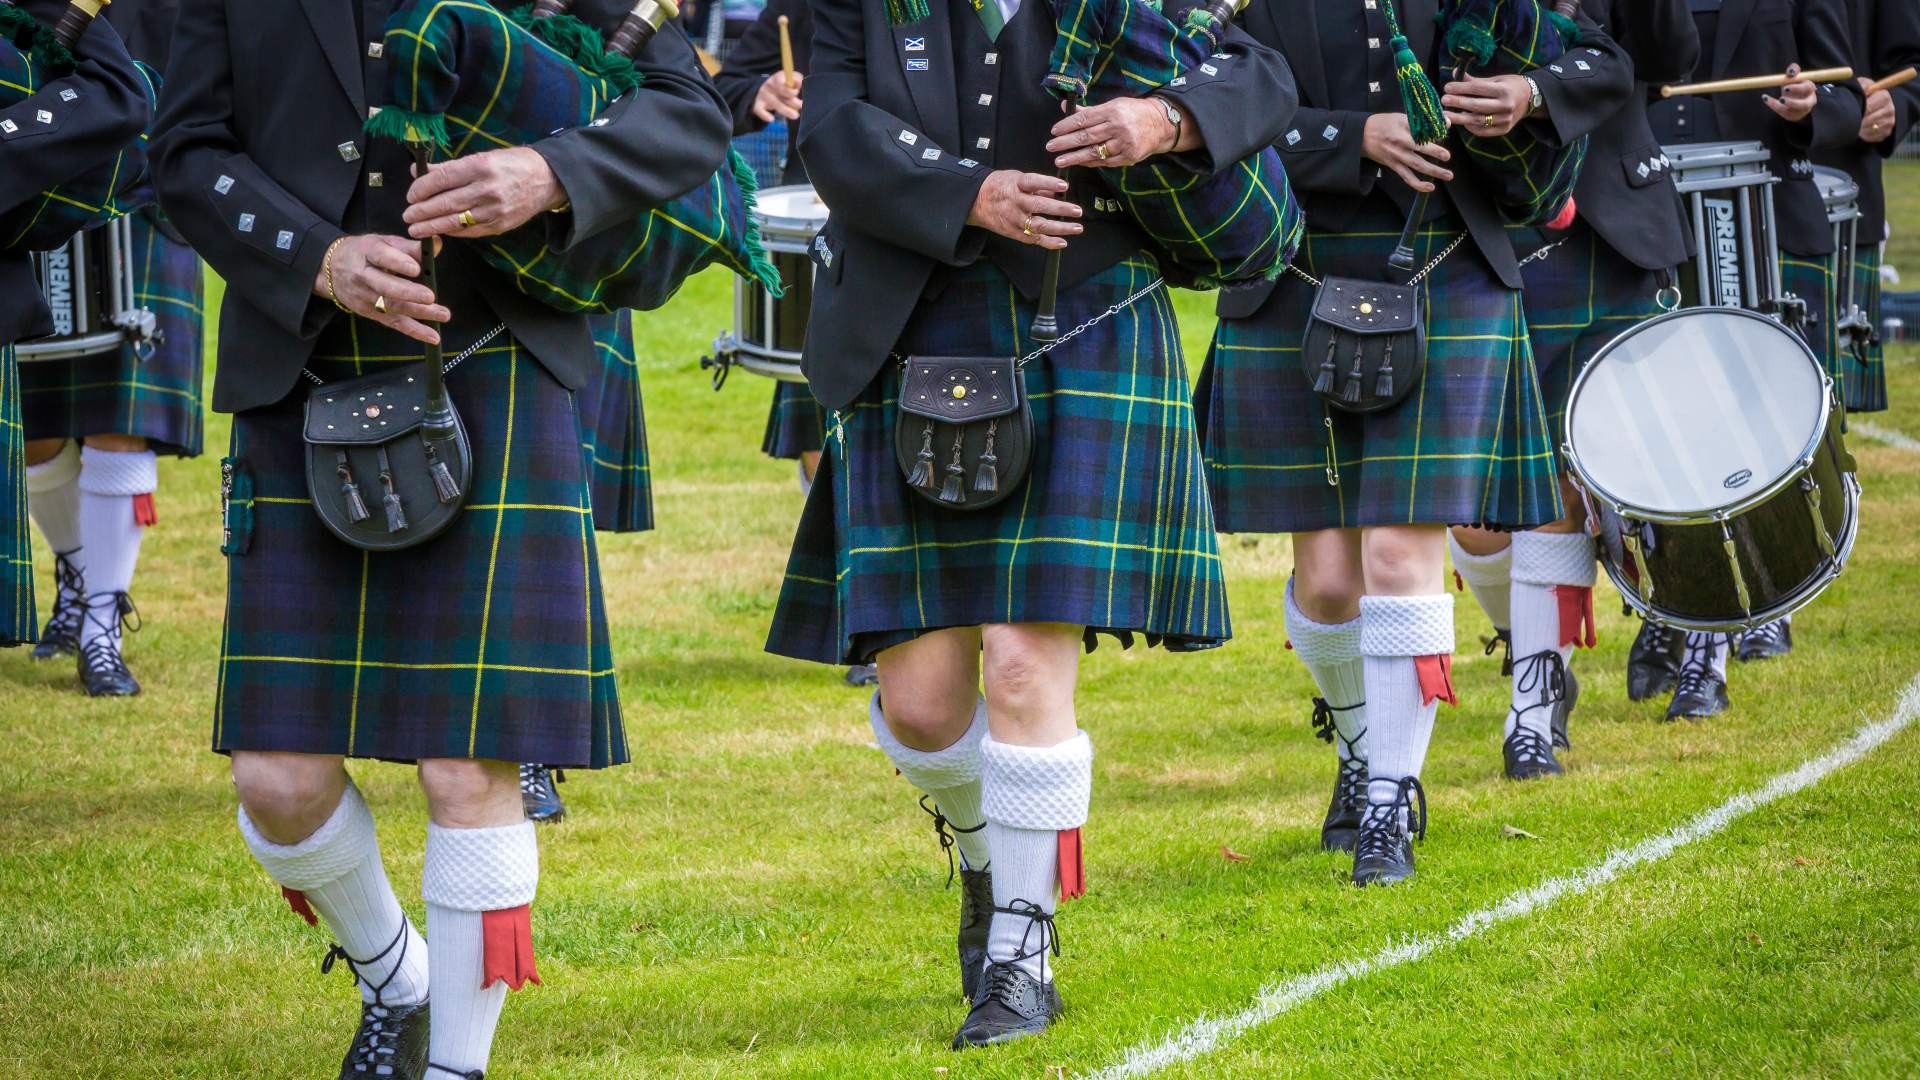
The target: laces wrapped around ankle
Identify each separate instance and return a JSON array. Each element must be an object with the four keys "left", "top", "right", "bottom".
[
  {"left": 1355, "top": 776, "right": 1427, "bottom": 861},
  {"left": 920, "top": 794, "right": 985, "bottom": 887},
  {"left": 994, "top": 898, "right": 1062, "bottom": 965},
  {"left": 321, "top": 920, "right": 414, "bottom": 1006},
  {"left": 1504, "top": 725, "right": 1555, "bottom": 767}
]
